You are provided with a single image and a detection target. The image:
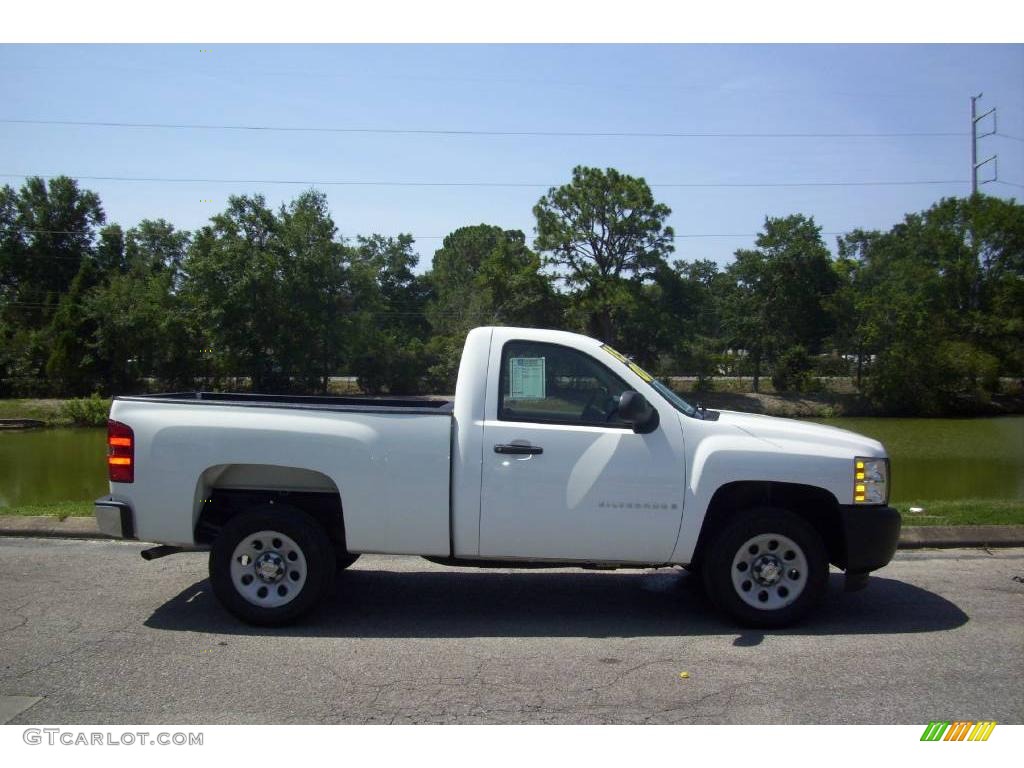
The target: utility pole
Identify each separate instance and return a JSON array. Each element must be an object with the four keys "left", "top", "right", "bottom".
[{"left": 971, "top": 93, "right": 997, "bottom": 195}]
